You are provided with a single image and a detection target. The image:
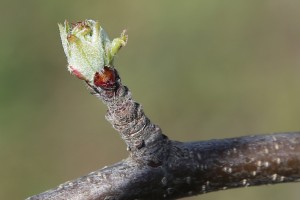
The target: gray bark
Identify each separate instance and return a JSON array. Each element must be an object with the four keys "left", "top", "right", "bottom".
[{"left": 27, "top": 70, "right": 300, "bottom": 200}]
